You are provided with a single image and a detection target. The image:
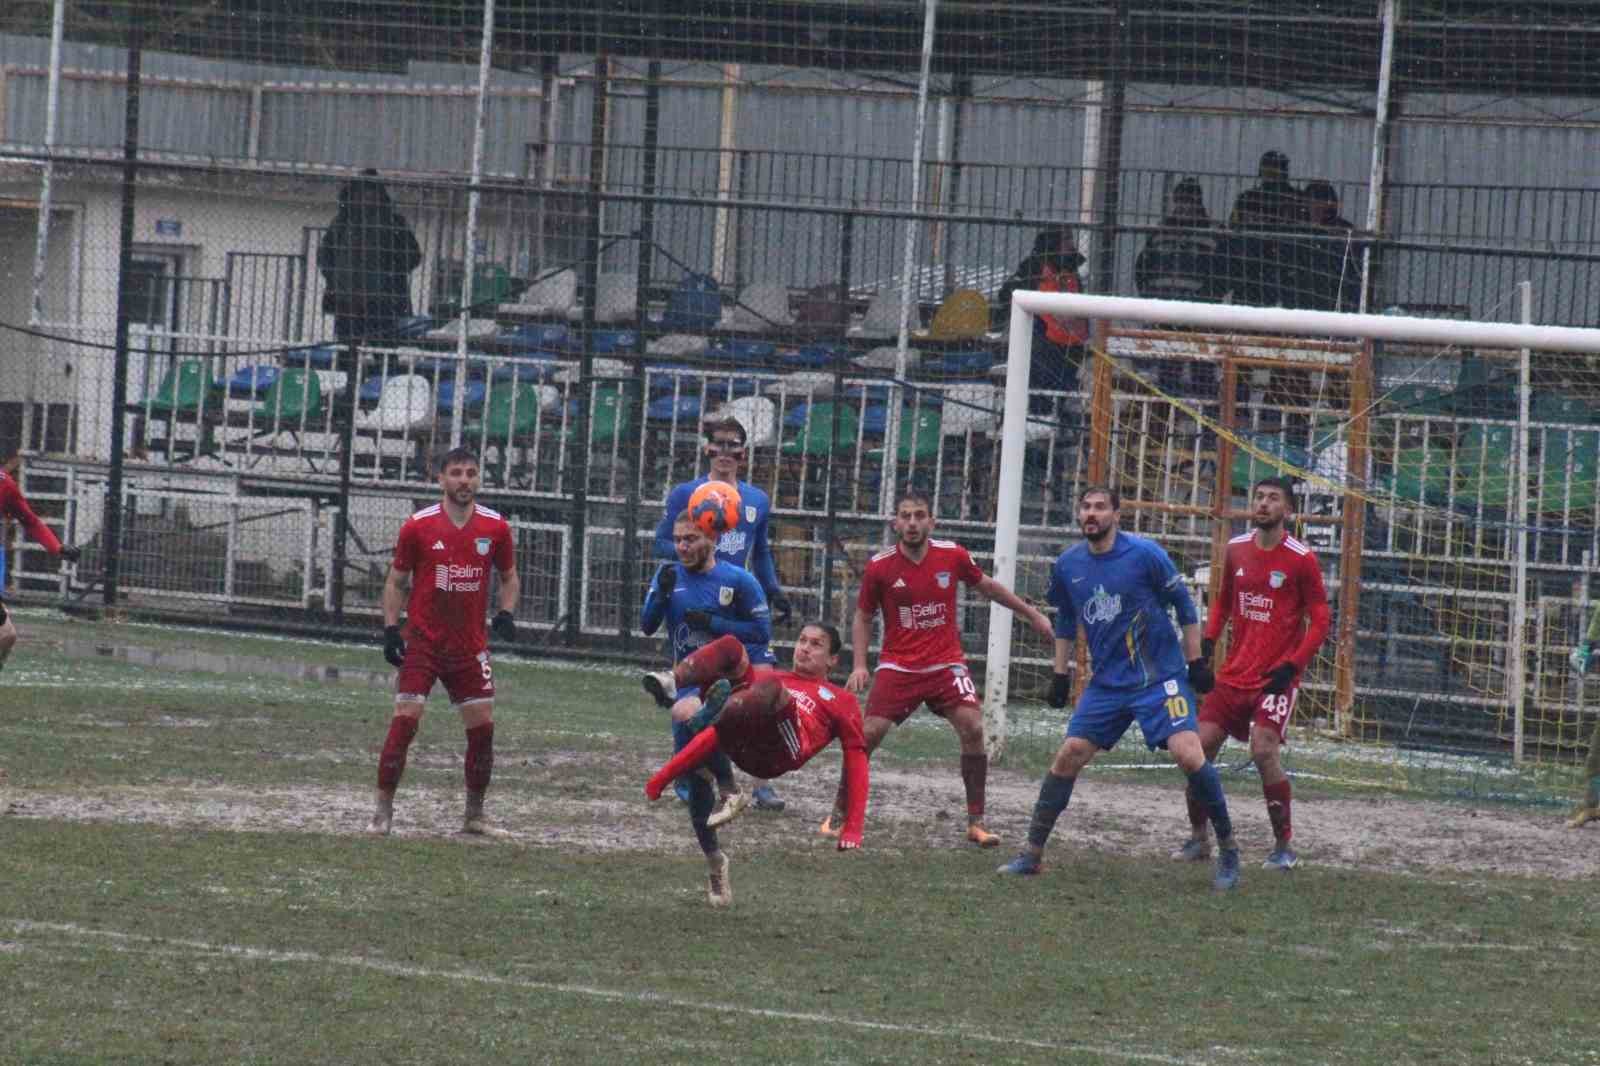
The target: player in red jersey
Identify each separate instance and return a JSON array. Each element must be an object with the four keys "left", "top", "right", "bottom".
[
  {"left": 370, "top": 447, "right": 520, "bottom": 836},
  {"left": 831, "top": 488, "right": 1053, "bottom": 847},
  {"left": 643, "top": 622, "right": 866, "bottom": 906},
  {"left": 0, "top": 466, "right": 80, "bottom": 672},
  {"left": 1176, "top": 476, "right": 1330, "bottom": 870}
]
